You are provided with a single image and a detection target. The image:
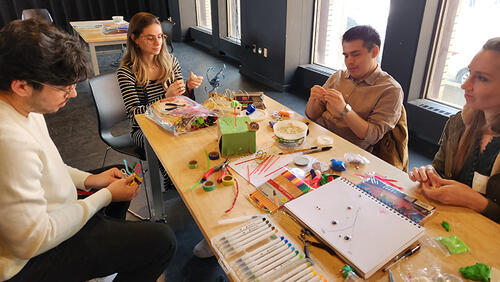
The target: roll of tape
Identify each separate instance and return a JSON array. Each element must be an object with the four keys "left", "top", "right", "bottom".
[
  {"left": 208, "top": 151, "right": 220, "bottom": 160},
  {"left": 188, "top": 160, "right": 198, "bottom": 169},
  {"left": 221, "top": 175, "right": 235, "bottom": 186},
  {"left": 202, "top": 180, "right": 216, "bottom": 191}
]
